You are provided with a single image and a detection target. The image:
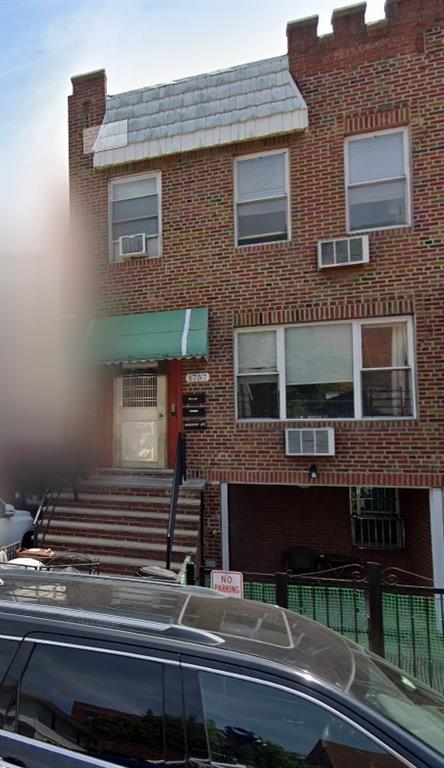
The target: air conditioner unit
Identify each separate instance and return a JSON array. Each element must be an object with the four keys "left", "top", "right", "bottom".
[
  {"left": 318, "top": 235, "right": 369, "bottom": 269},
  {"left": 285, "top": 428, "right": 335, "bottom": 457},
  {"left": 119, "top": 234, "right": 146, "bottom": 258}
]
